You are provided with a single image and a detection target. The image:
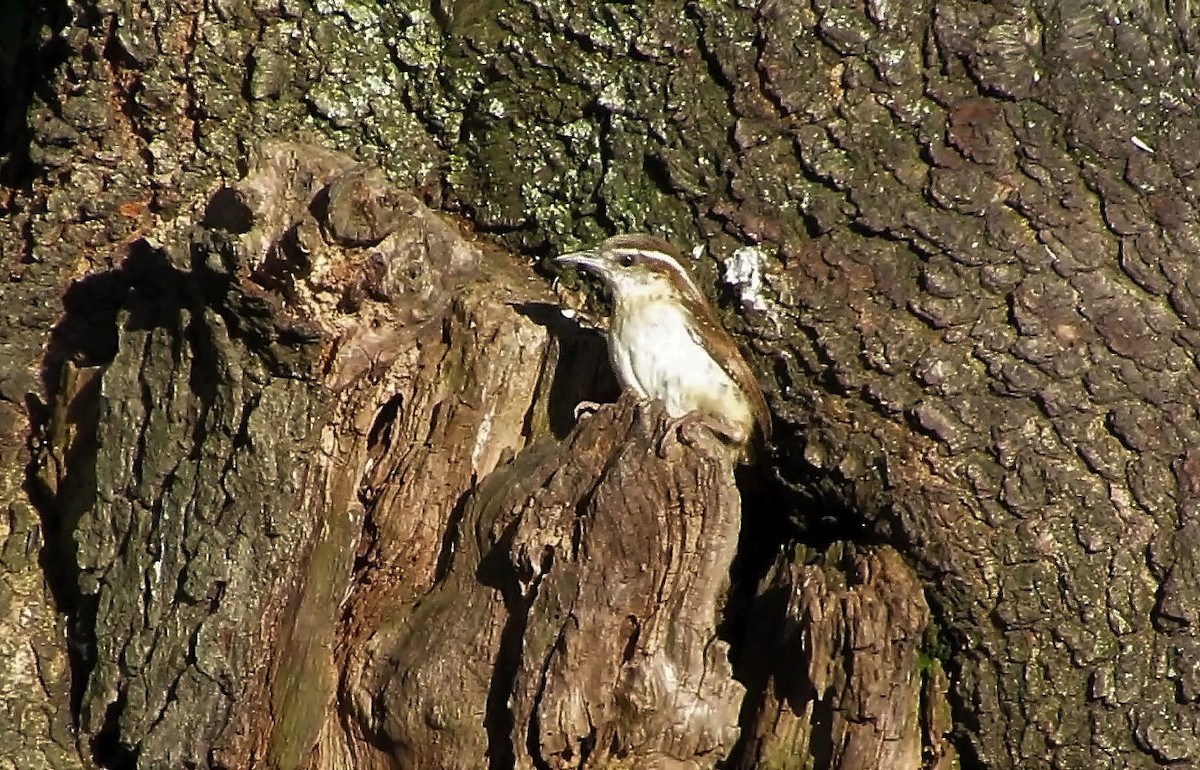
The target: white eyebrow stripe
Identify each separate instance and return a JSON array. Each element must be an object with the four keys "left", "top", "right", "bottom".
[{"left": 610, "top": 248, "right": 704, "bottom": 296}]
